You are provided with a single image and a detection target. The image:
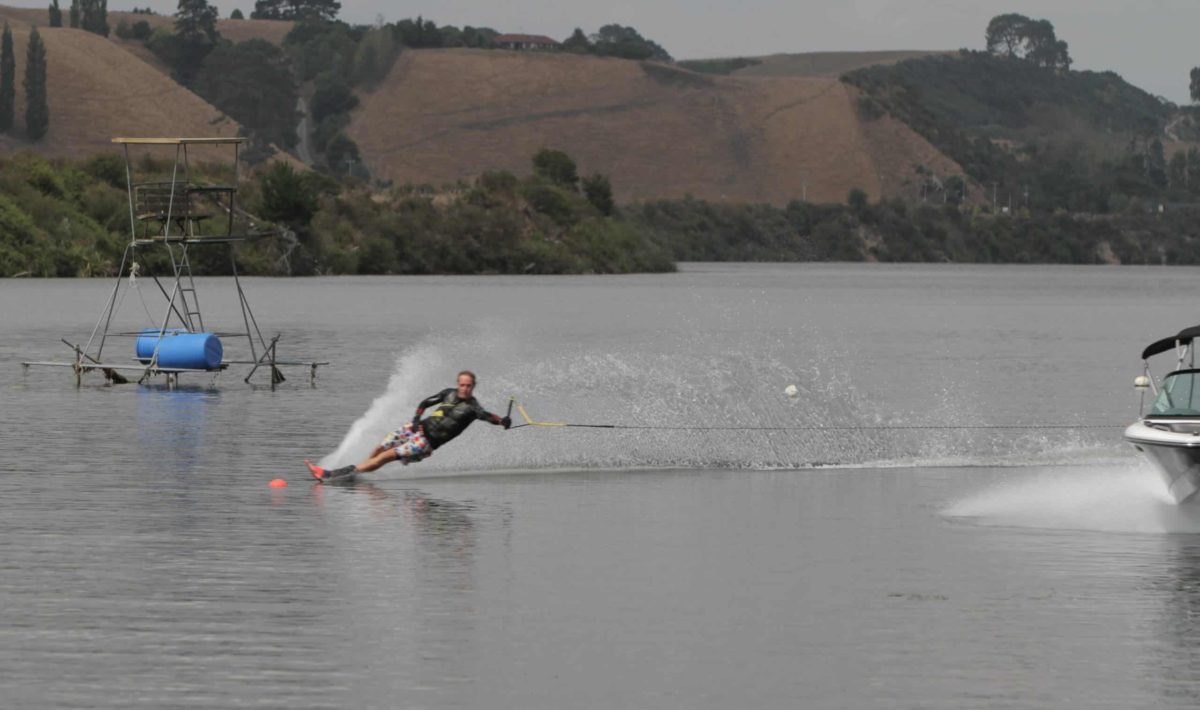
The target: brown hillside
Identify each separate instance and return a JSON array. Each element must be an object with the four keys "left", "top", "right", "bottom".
[
  {"left": 0, "top": 24, "right": 238, "bottom": 159},
  {"left": 0, "top": 7, "right": 292, "bottom": 45},
  {"left": 348, "top": 49, "right": 965, "bottom": 204}
]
